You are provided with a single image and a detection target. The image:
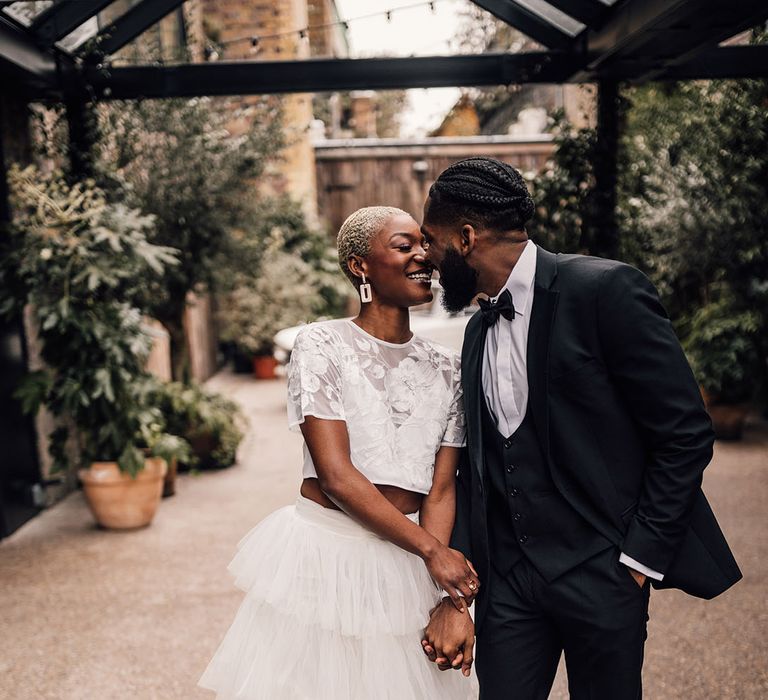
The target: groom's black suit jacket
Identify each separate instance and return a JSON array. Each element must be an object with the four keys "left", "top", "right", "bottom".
[{"left": 451, "top": 247, "right": 742, "bottom": 628}]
